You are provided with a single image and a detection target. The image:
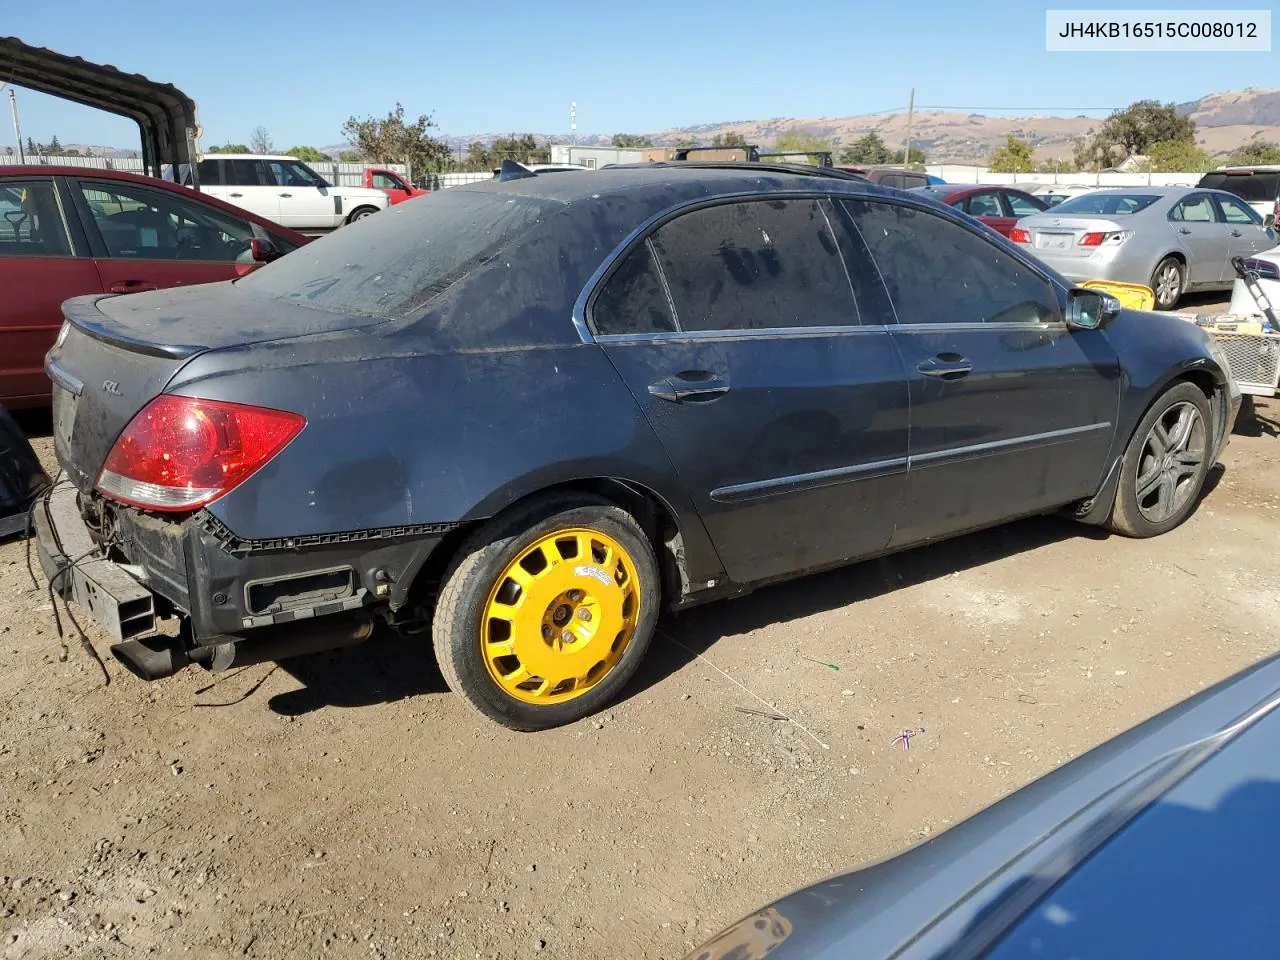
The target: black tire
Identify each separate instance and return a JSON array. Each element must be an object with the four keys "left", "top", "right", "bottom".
[
  {"left": 345, "top": 206, "right": 379, "bottom": 224},
  {"left": 432, "top": 494, "right": 660, "bottom": 730},
  {"left": 1108, "top": 382, "right": 1213, "bottom": 537},
  {"left": 1150, "top": 256, "right": 1185, "bottom": 310}
]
